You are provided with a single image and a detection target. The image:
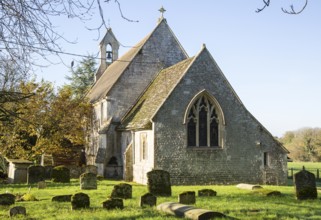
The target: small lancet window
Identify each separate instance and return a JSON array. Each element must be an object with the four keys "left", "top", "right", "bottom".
[
  {"left": 186, "top": 94, "right": 221, "bottom": 148},
  {"left": 106, "top": 44, "right": 113, "bottom": 63}
]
